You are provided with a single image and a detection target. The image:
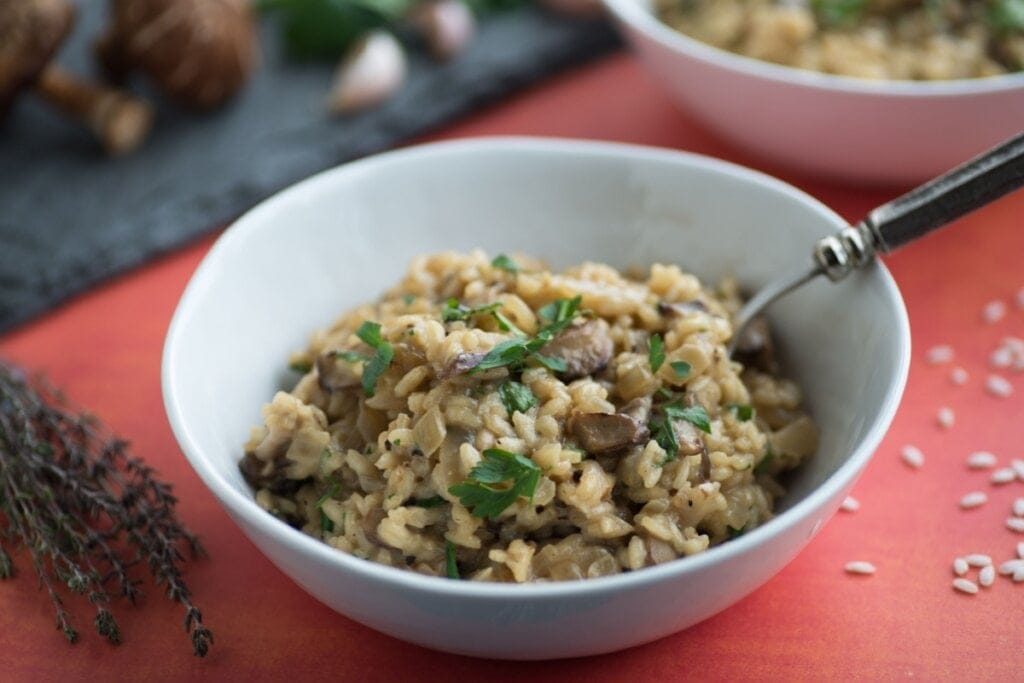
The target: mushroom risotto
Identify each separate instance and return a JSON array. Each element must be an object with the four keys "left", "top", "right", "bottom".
[
  {"left": 240, "top": 252, "right": 818, "bottom": 582},
  {"left": 657, "top": 0, "right": 1024, "bottom": 80}
]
